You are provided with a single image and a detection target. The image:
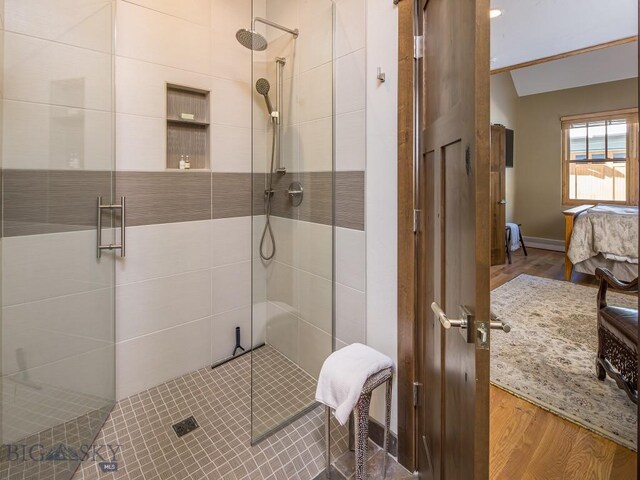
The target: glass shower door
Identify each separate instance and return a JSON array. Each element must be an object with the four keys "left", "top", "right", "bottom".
[
  {"left": 0, "top": 1, "right": 116, "bottom": 479},
  {"left": 251, "top": 0, "right": 335, "bottom": 443}
]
